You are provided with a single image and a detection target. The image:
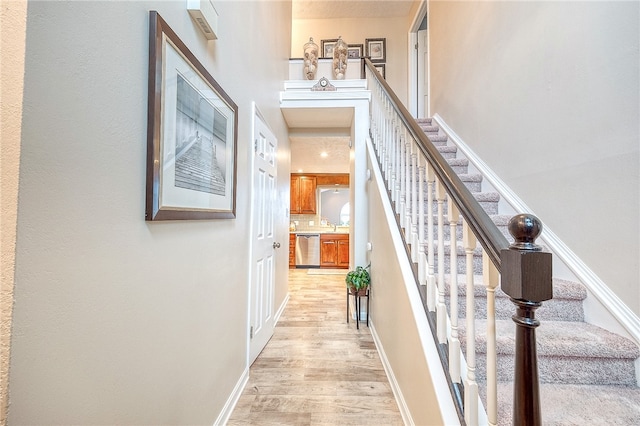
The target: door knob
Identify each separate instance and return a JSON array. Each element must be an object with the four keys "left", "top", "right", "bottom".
[{"left": 273, "top": 242, "right": 281, "bottom": 249}]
